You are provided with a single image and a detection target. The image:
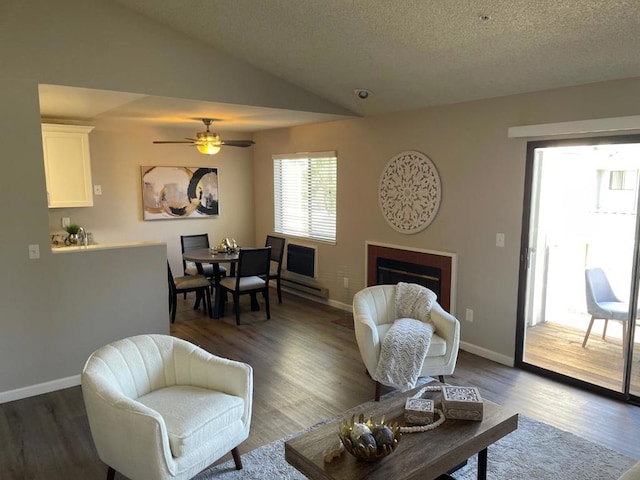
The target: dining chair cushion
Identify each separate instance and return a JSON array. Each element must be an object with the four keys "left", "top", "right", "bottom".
[
  {"left": 174, "top": 275, "right": 211, "bottom": 290},
  {"left": 137, "top": 385, "right": 245, "bottom": 458},
  {"left": 219, "top": 276, "right": 266, "bottom": 292},
  {"left": 185, "top": 262, "right": 226, "bottom": 277}
]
